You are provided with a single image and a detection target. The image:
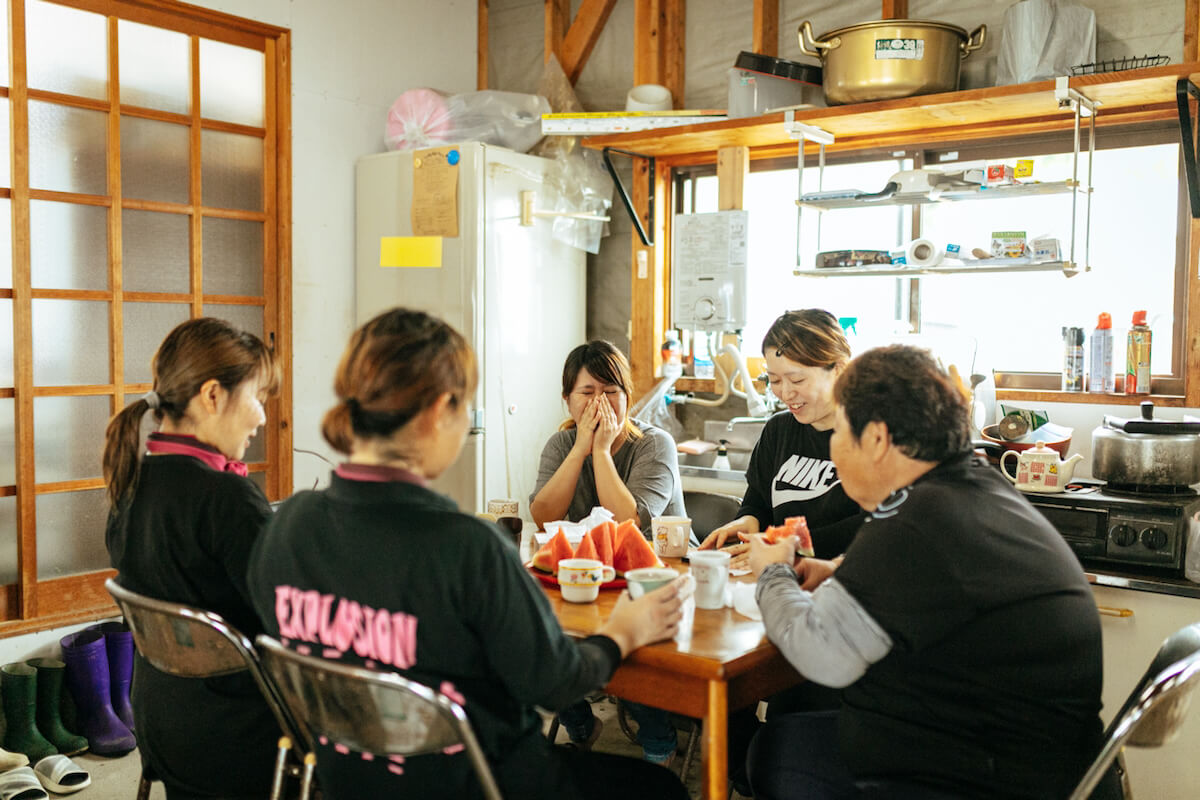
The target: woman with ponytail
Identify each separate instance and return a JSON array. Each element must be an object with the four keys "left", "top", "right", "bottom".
[
  {"left": 103, "top": 317, "right": 280, "bottom": 800},
  {"left": 247, "top": 308, "right": 689, "bottom": 800}
]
